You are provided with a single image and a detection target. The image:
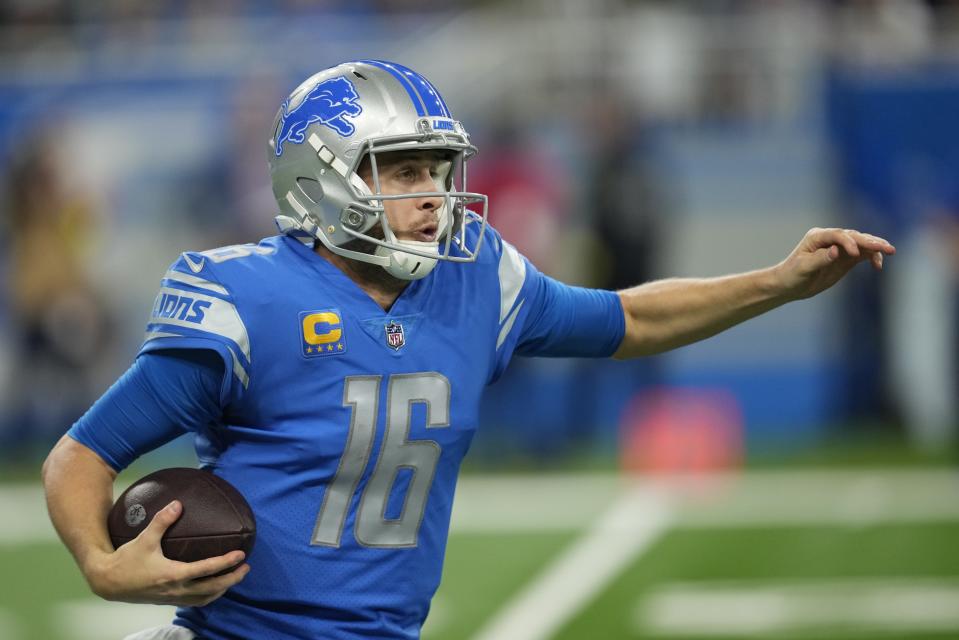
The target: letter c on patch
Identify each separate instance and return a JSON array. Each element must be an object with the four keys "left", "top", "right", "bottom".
[{"left": 302, "top": 311, "right": 342, "bottom": 345}]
